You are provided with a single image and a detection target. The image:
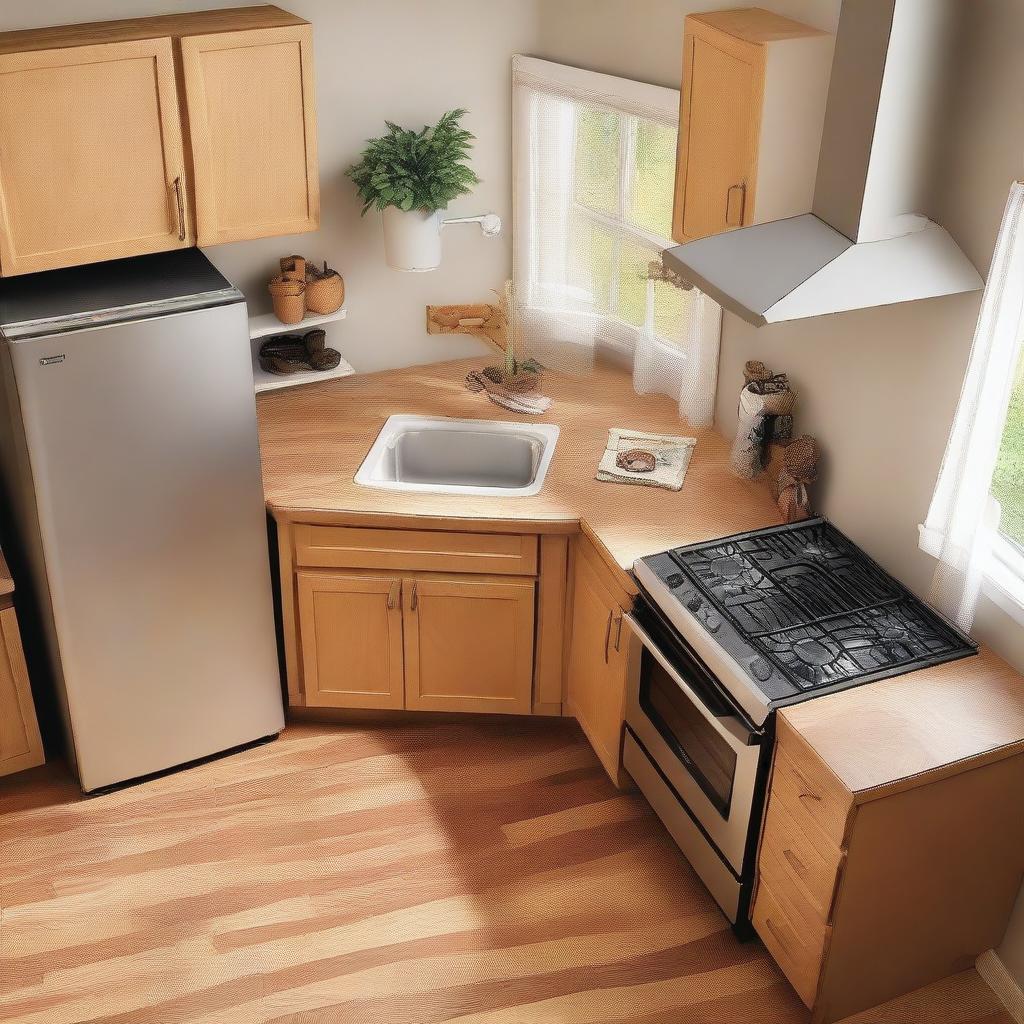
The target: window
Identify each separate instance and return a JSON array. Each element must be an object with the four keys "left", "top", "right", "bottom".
[
  {"left": 921, "top": 180, "right": 1024, "bottom": 628},
  {"left": 568, "top": 106, "right": 687, "bottom": 344},
  {"left": 512, "top": 56, "right": 722, "bottom": 426},
  {"left": 992, "top": 345, "right": 1024, "bottom": 549}
]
